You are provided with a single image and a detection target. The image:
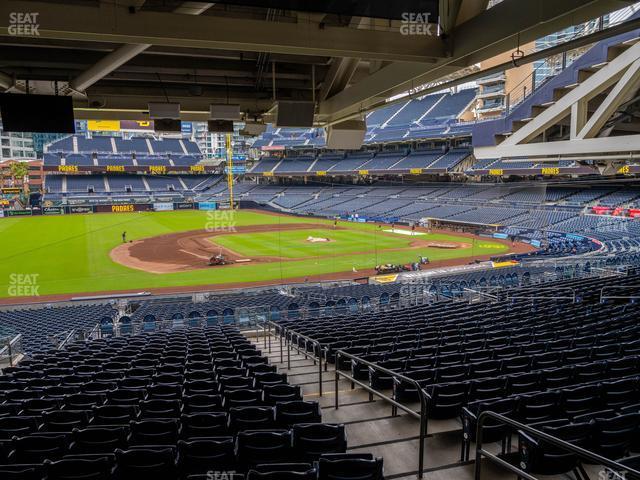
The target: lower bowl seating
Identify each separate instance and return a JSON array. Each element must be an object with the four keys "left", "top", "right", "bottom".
[{"left": 0, "top": 325, "right": 384, "bottom": 480}]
